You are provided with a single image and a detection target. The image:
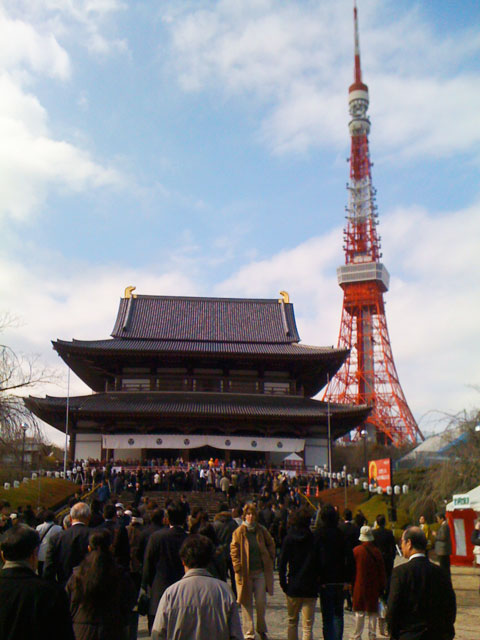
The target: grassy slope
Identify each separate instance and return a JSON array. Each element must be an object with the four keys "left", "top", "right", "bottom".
[
  {"left": 309, "top": 486, "right": 412, "bottom": 541},
  {"left": 0, "top": 478, "right": 77, "bottom": 511}
]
